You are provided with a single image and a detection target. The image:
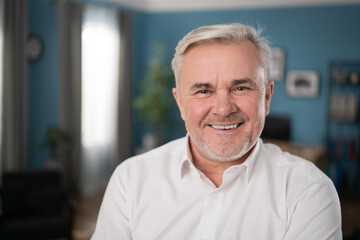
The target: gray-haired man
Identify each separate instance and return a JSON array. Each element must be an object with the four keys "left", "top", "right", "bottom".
[{"left": 92, "top": 23, "right": 342, "bottom": 240}]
